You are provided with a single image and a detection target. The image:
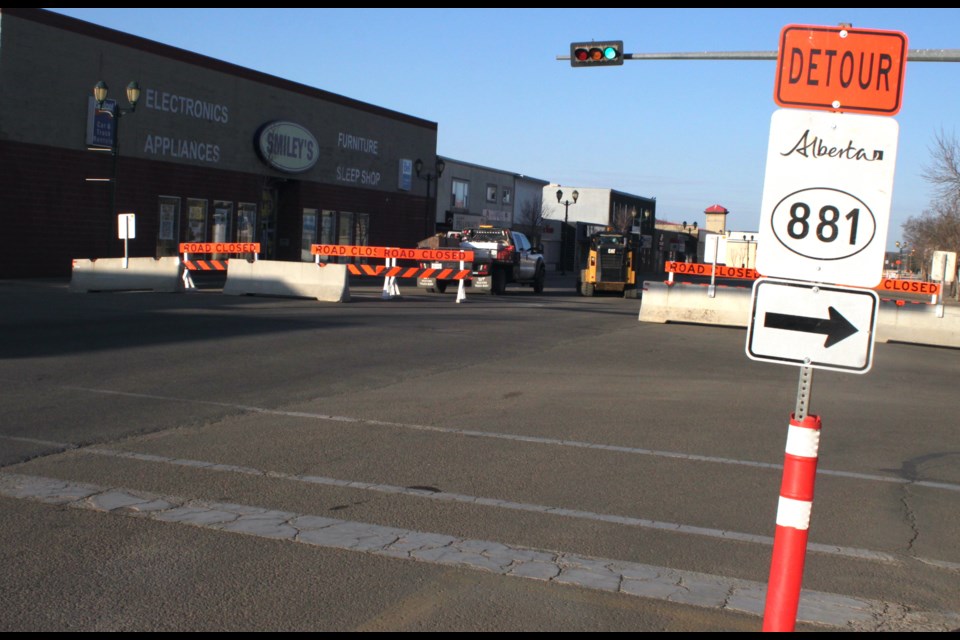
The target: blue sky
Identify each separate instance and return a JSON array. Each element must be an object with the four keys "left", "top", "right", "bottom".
[{"left": 49, "top": 8, "right": 960, "bottom": 248}]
